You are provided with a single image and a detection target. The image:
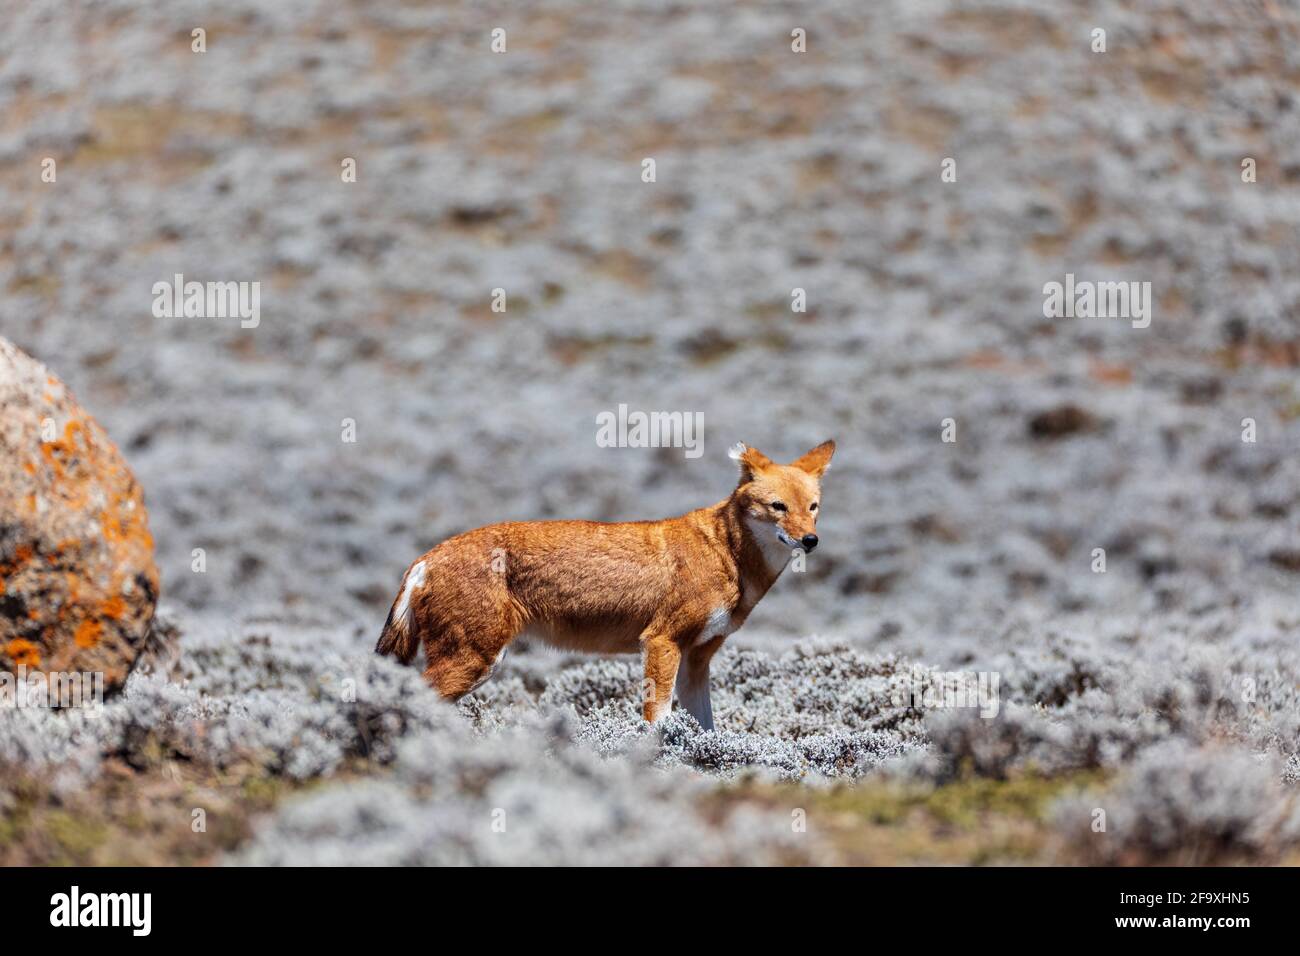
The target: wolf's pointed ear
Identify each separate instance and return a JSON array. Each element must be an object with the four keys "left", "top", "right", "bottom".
[
  {"left": 791, "top": 440, "right": 836, "bottom": 478},
  {"left": 729, "top": 442, "right": 773, "bottom": 483}
]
